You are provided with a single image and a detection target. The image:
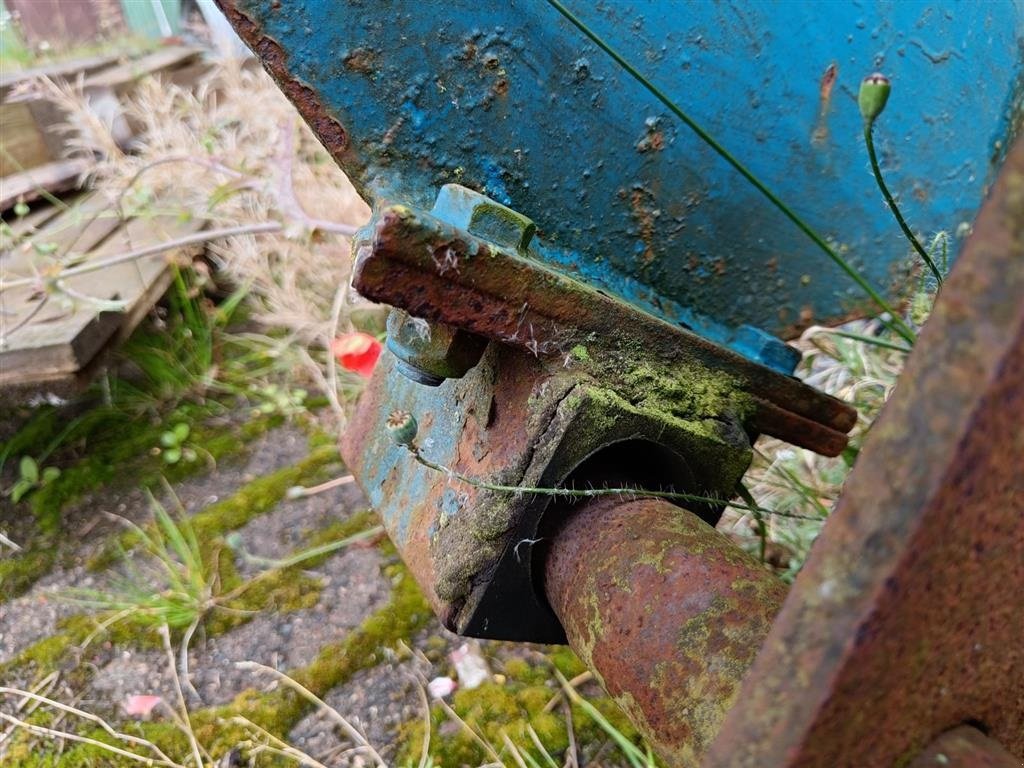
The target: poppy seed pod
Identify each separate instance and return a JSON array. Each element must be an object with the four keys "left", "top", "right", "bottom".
[
  {"left": 386, "top": 410, "right": 418, "bottom": 446},
  {"left": 859, "top": 73, "right": 891, "bottom": 123}
]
